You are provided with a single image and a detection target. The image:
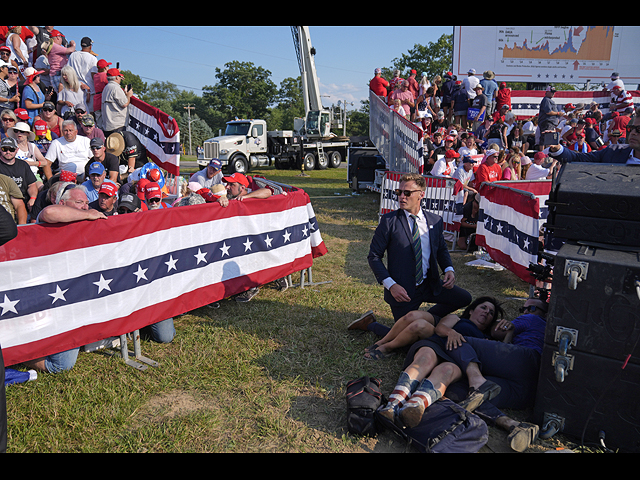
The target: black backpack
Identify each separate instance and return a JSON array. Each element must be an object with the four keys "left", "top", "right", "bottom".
[
  {"left": 345, "top": 376, "right": 385, "bottom": 437},
  {"left": 375, "top": 397, "right": 489, "bottom": 453}
]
